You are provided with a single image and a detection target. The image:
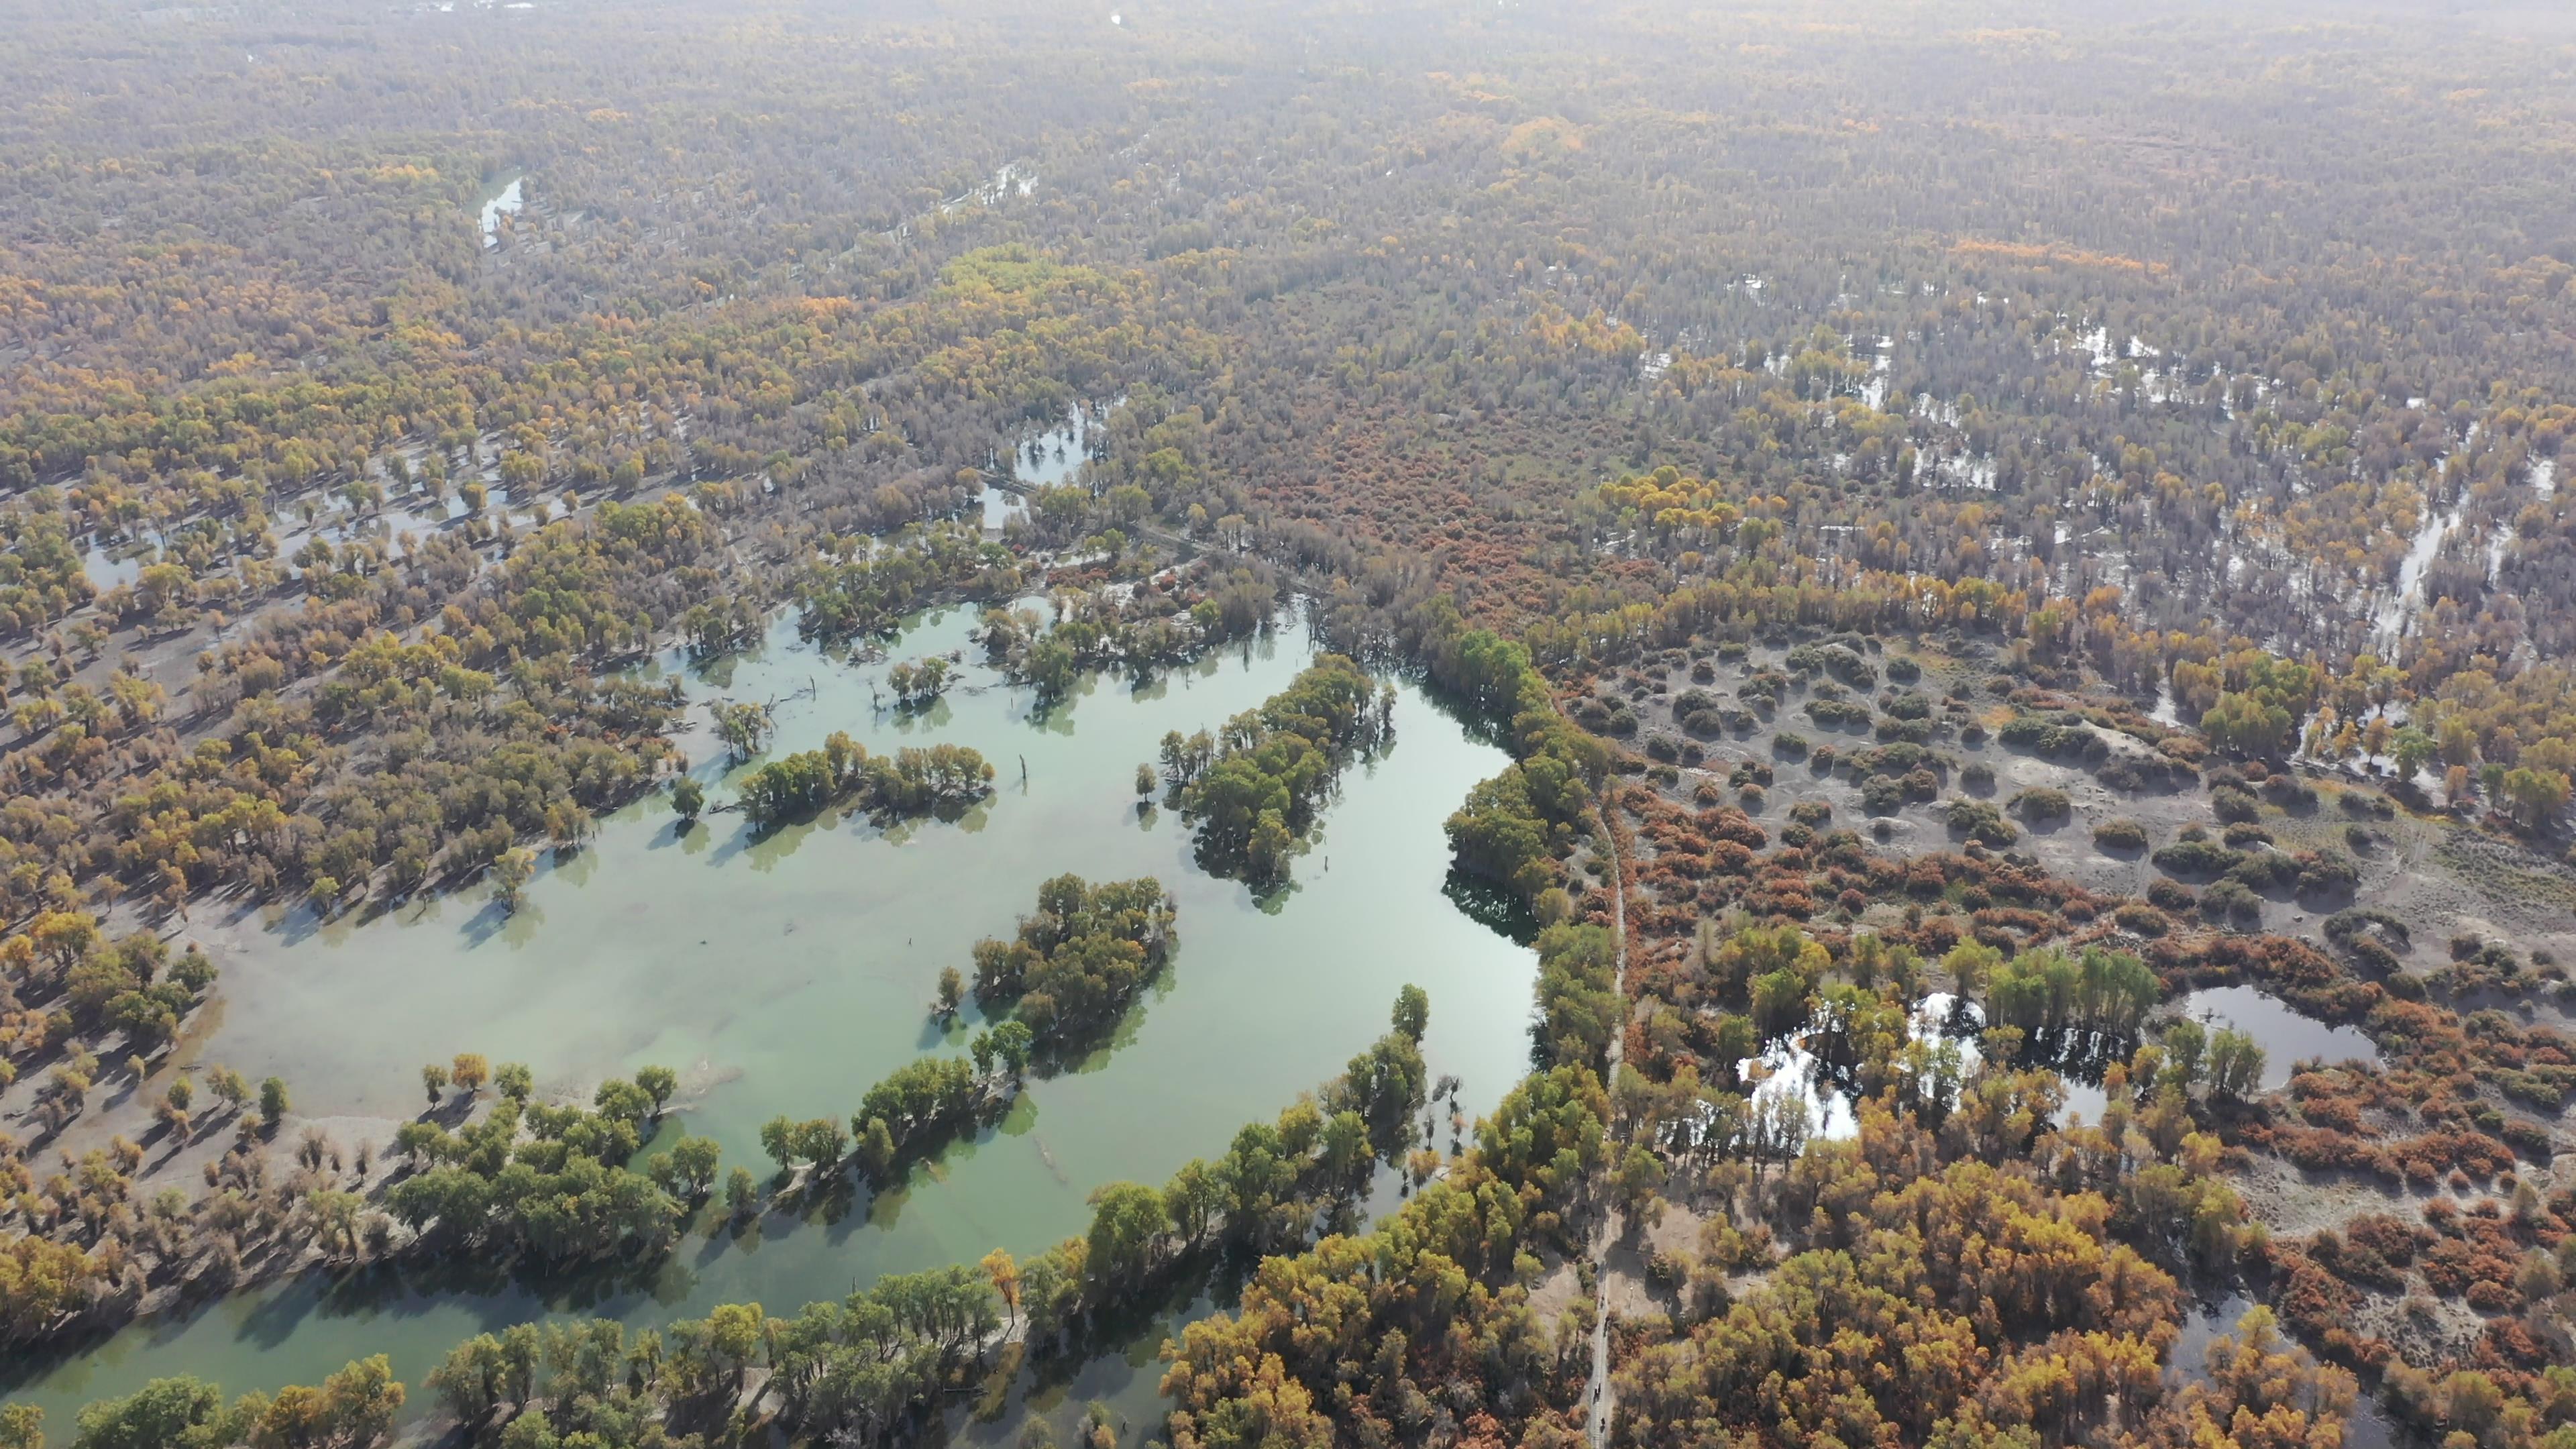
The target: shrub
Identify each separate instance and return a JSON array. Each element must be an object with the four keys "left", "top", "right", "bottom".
[
  {"left": 2113, "top": 902, "right": 2170, "bottom": 936},
  {"left": 2092, "top": 818, "right": 2149, "bottom": 851},
  {"left": 2211, "top": 785, "right": 2263, "bottom": 823},
  {"left": 2202, "top": 878, "right": 2263, "bottom": 928},
  {"left": 1943, "top": 796, "right": 2018, "bottom": 847},
  {"left": 2152, "top": 837, "right": 2244, "bottom": 879},
  {"left": 2260, "top": 774, "right": 2318, "bottom": 810},
  {"left": 2009, "top": 787, "right": 2072, "bottom": 822}
]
